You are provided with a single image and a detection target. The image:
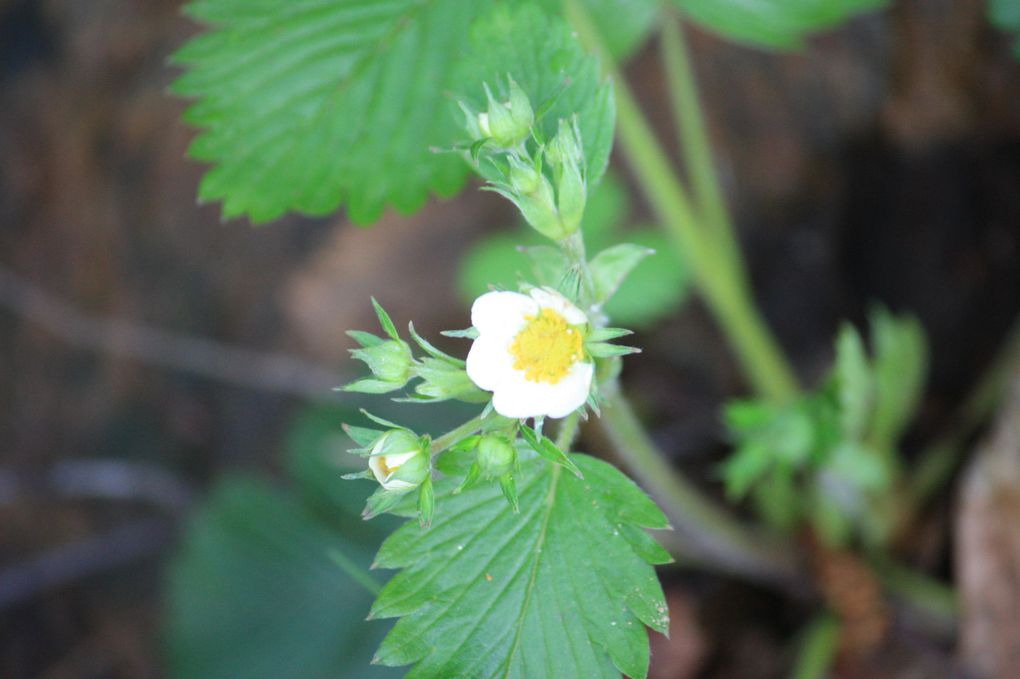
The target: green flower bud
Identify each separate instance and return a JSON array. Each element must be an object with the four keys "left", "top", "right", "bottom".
[
  {"left": 352, "top": 339, "right": 413, "bottom": 385},
  {"left": 479, "top": 78, "right": 533, "bottom": 148},
  {"left": 555, "top": 161, "right": 586, "bottom": 236},
  {"left": 369, "top": 430, "right": 429, "bottom": 491},
  {"left": 477, "top": 435, "right": 517, "bottom": 479},
  {"left": 414, "top": 358, "right": 489, "bottom": 403},
  {"left": 505, "top": 156, "right": 567, "bottom": 241},
  {"left": 546, "top": 118, "right": 586, "bottom": 236},
  {"left": 458, "top": 100, "right": 485, "bottom": 141},
  {"left": 545, "top": 118, "right": 584, "bottom": 168}
]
